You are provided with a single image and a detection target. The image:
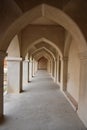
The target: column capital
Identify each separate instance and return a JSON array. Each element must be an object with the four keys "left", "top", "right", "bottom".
[
  {"left": 24, "top": 59, "right": 29, "bottom": 62},
  {"left": 22, "top": 57, "right": 25, "bottom": 61},
  {"left": 22, "top": 57, "right": 30, "bottom": 62},
  {"left": 0, "top": 51, "right": 7, "bottom": 59},
  {"left": 6, "top": 57, "right": 22, "bottom": 62},
  {"left": 29, "top": 59, "right": 33, "bottom": 63},
  {"left": 79, "top": 51, "right": 87, "bottom": 60}
]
